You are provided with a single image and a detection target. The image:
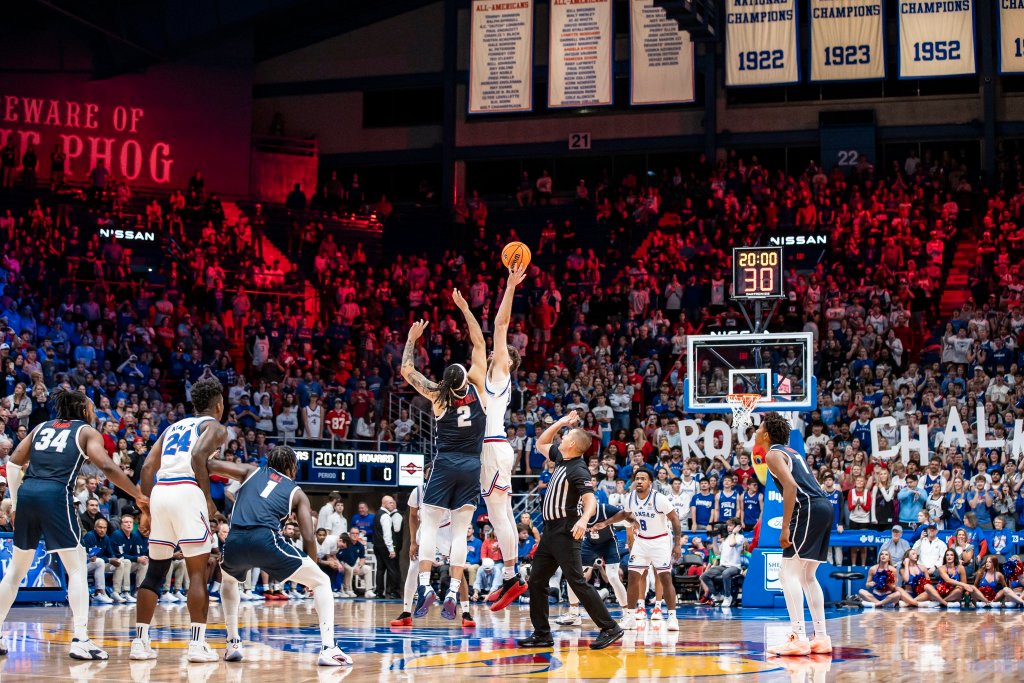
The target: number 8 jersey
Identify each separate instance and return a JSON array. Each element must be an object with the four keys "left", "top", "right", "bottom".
[{"left": 156, "top": 416, "right": 218, "bottom": 481}]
